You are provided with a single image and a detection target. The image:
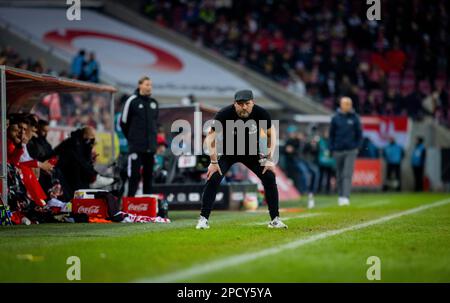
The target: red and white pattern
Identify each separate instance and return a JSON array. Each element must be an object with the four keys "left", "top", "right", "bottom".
[
  {"left": 122, "top": 213, "right": 171, "bottom": 224},
  {"left": 362, "top": 116, "right": 410, "bottom": 148}
]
